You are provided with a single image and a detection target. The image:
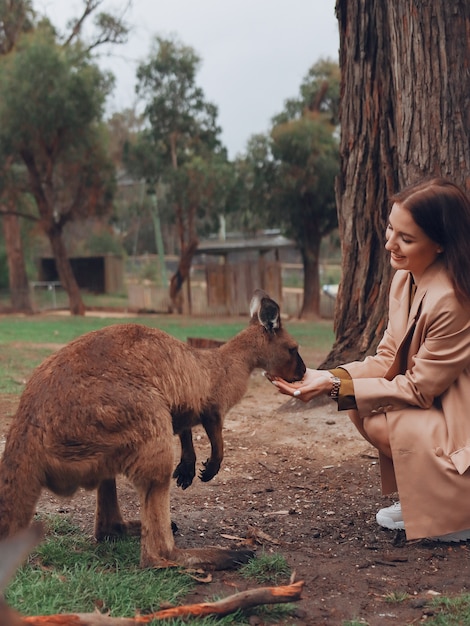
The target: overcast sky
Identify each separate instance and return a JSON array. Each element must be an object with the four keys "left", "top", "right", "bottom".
[{"left": 37, "top": 0, "right": 339, "bottom": 159}]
